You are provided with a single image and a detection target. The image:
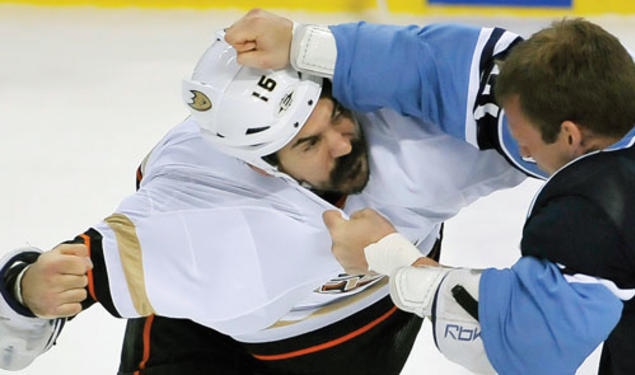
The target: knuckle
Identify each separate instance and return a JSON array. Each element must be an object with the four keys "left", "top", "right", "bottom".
[
  {"left": 250, "top": 15, "right": 268, "bottom": 29},
  {"left": 72, "top": 304, "right": 83, "bottom": 315},
  {"left": 247, "top": 8, "right": 263, "bottom": 16},
  {"left": 80, "top": 260, "right": 90, "bottom": 273},
  {"left": 49, "top": 273, "right": 61, "bottom": 285},
  {"left": 76, "top": 244, "right": 88, "bottom": 256},
  {"left": 224, "top": 31, "right": 235, "bottom": 44},
  {"left": 56, "top": 305, "right": 74, "bottom": 317},
  {"left": 48, "top": 259, "right": 64, "bottom": 273}
]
